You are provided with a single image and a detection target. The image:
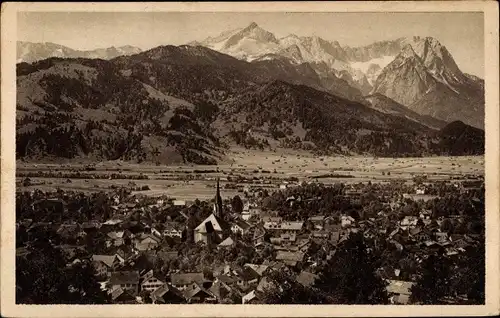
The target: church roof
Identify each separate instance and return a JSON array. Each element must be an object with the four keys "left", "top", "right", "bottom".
[{"left": 194, "top": 213, "right": 230, "bottom": 233}]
